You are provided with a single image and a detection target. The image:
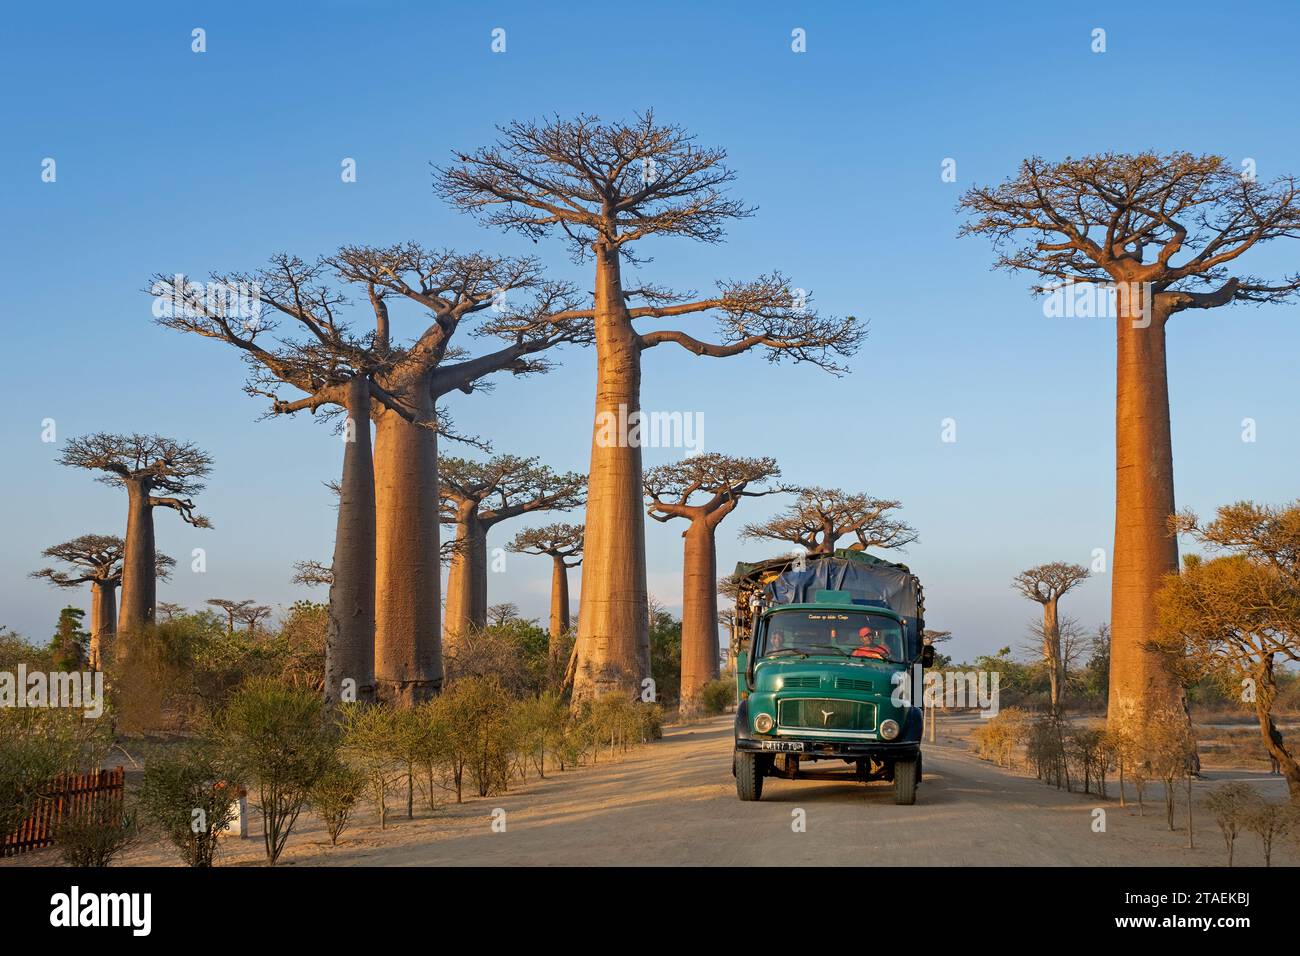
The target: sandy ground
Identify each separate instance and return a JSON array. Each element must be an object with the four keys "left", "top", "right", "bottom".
[{"left": 6, "top": 714, "right": 1296, "bottom": 867}]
